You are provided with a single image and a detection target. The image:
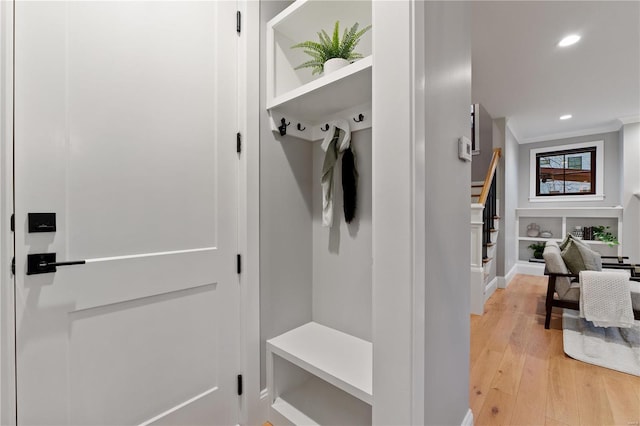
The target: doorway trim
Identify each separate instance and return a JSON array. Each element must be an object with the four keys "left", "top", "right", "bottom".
[
  {"left": 0, "top": 0, "right": 16, "bottom": 424},
  {"left": 237, "top": 1, "right": 261, "bottom": 424},
  {"left": 0, "top": 1, "right": 260, "bottom": 424}
]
